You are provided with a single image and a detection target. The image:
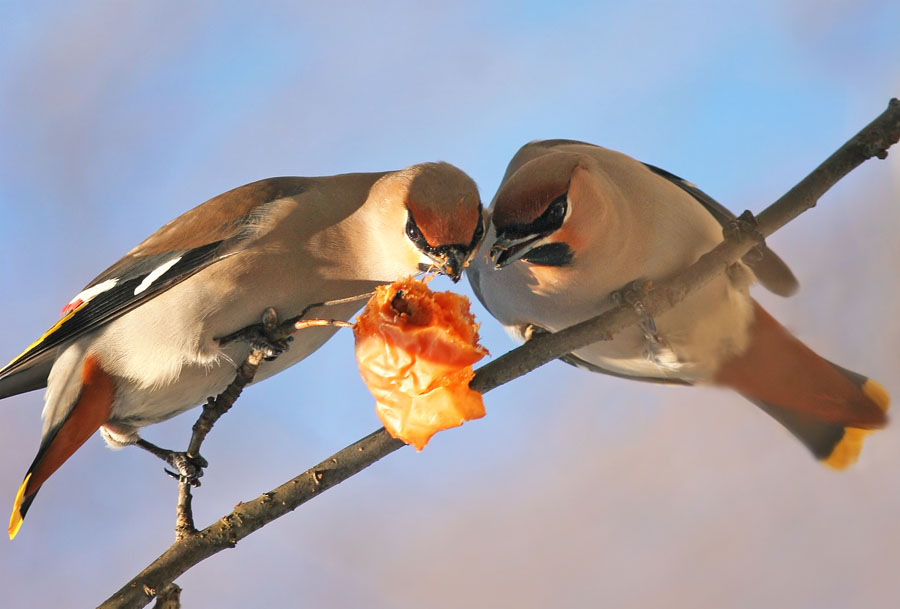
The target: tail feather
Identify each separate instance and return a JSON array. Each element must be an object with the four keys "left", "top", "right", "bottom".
[
  {"left": 0, "top": 350, "right": 53, "bottom": 399},
  {"left": 745, "top": 384, "right": 888, "bottom": 469},
  {"left": 9, "top": 355, "right": 113, "bottom": 539},
  {"left": 716, "top": 301, "right": 889, "bottom": 467}
]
